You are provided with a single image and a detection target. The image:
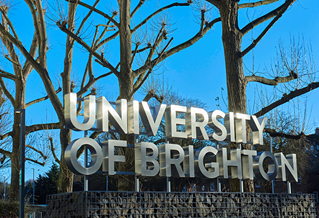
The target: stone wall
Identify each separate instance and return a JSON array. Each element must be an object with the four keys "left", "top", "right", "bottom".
[{"left": 46, "top": 191, "right": 318, "bottom": 218}]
